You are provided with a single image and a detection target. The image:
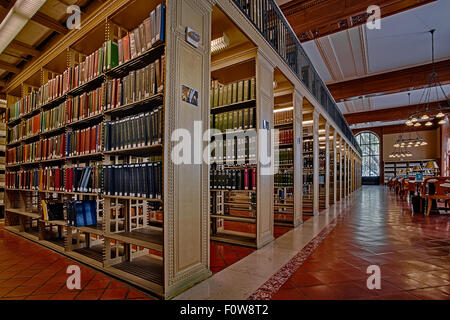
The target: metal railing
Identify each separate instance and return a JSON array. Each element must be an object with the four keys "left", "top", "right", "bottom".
[{"left": 232, "top": 0, "right": 361, "bottom": 155}]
